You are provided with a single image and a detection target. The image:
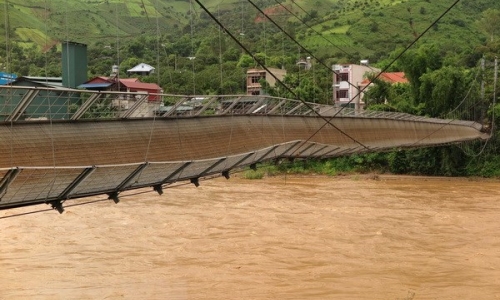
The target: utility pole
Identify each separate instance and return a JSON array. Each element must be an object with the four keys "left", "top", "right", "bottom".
[
  {"left": 4, "top": 0, "right": 10, "bottom": 73},
  {"left": 493, "top": 57, "right": 498, "bottom": 131},
  {"left": 481, "top": 57, "right": 485, "bottom": 103},
  {"left": 332, "top": 65, "right": 337, "bottom": 106}
]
